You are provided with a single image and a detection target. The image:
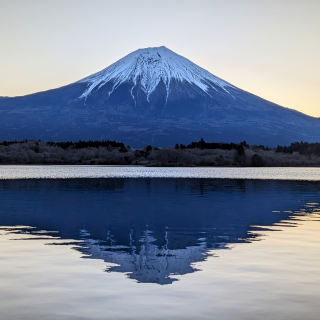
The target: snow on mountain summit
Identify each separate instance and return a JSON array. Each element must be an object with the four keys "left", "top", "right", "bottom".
[{"left": 78, "top": 46, "right": 234, "bottom": 101}]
